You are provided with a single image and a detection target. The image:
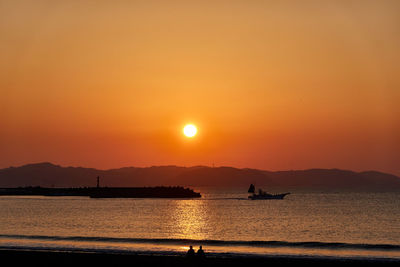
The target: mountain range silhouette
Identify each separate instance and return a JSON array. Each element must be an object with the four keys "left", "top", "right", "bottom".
[{"left": 0, "top": 162, "right": 399, "bottom": 190}]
